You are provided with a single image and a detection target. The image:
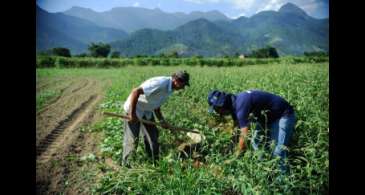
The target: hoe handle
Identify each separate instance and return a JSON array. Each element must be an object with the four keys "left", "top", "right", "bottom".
[{"left": 103, "top": 112, "right": 200, "bottom": 134}]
